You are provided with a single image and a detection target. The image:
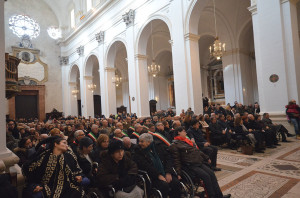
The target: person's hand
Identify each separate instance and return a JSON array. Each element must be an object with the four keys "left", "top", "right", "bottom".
[
  {"left": 249, "top": 129, "right": 253, "bottom": 132},
  {"left": 191, "top": 138, "right": 195, "bottom": 144},
  {"left": 204, "top": 142, "right": 210, "bottom": 147},
  {"left": 33, "top": 186, "right": 43, "bottom": 192},
  {"left": 229, "top": 130, "right": 232, "bottom": 133},
  {"left": 75, "top": 176, "right": 82, "bottom": 183},
  {"left": 208, "top": 159, "right": 211, "bottom": 164},
  {"left": 165, "top": 173, "right": 172, "bottom": 183},
  {"left": 177, "top": 175, "right": 182, "bottom": 180},
  {"left": 266, "top": 126, "right": 269, "bottom": 129},
  {"left": 158, "top": 175, "right": 167, "bottom": 182},
  {"left": 222, "top": 130, "right": 226, "bottom": 134}
]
